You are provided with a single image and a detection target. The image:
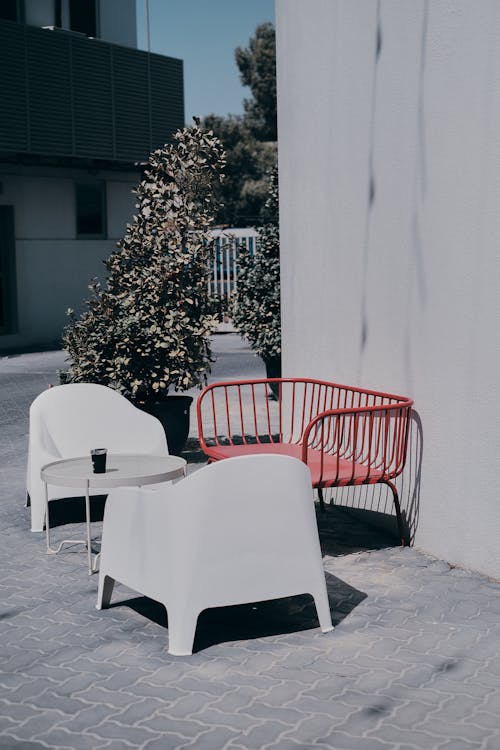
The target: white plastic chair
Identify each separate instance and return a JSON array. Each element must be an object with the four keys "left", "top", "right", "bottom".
[
  {"left": 27, "top": 383, "right": 168, "bottom": 532},
  {"left": 96, "top": 454, "right": 333, "bottom": 656}
]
